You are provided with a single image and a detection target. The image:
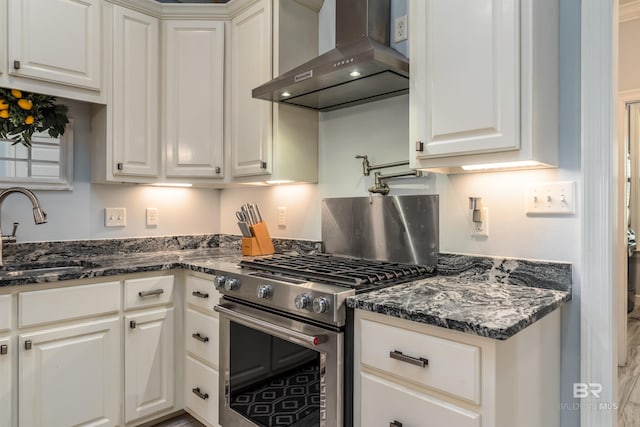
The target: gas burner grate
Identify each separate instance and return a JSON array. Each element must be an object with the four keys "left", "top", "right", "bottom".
[{"left": 239, "top": 253, "right": 435, "bottom": 289}]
